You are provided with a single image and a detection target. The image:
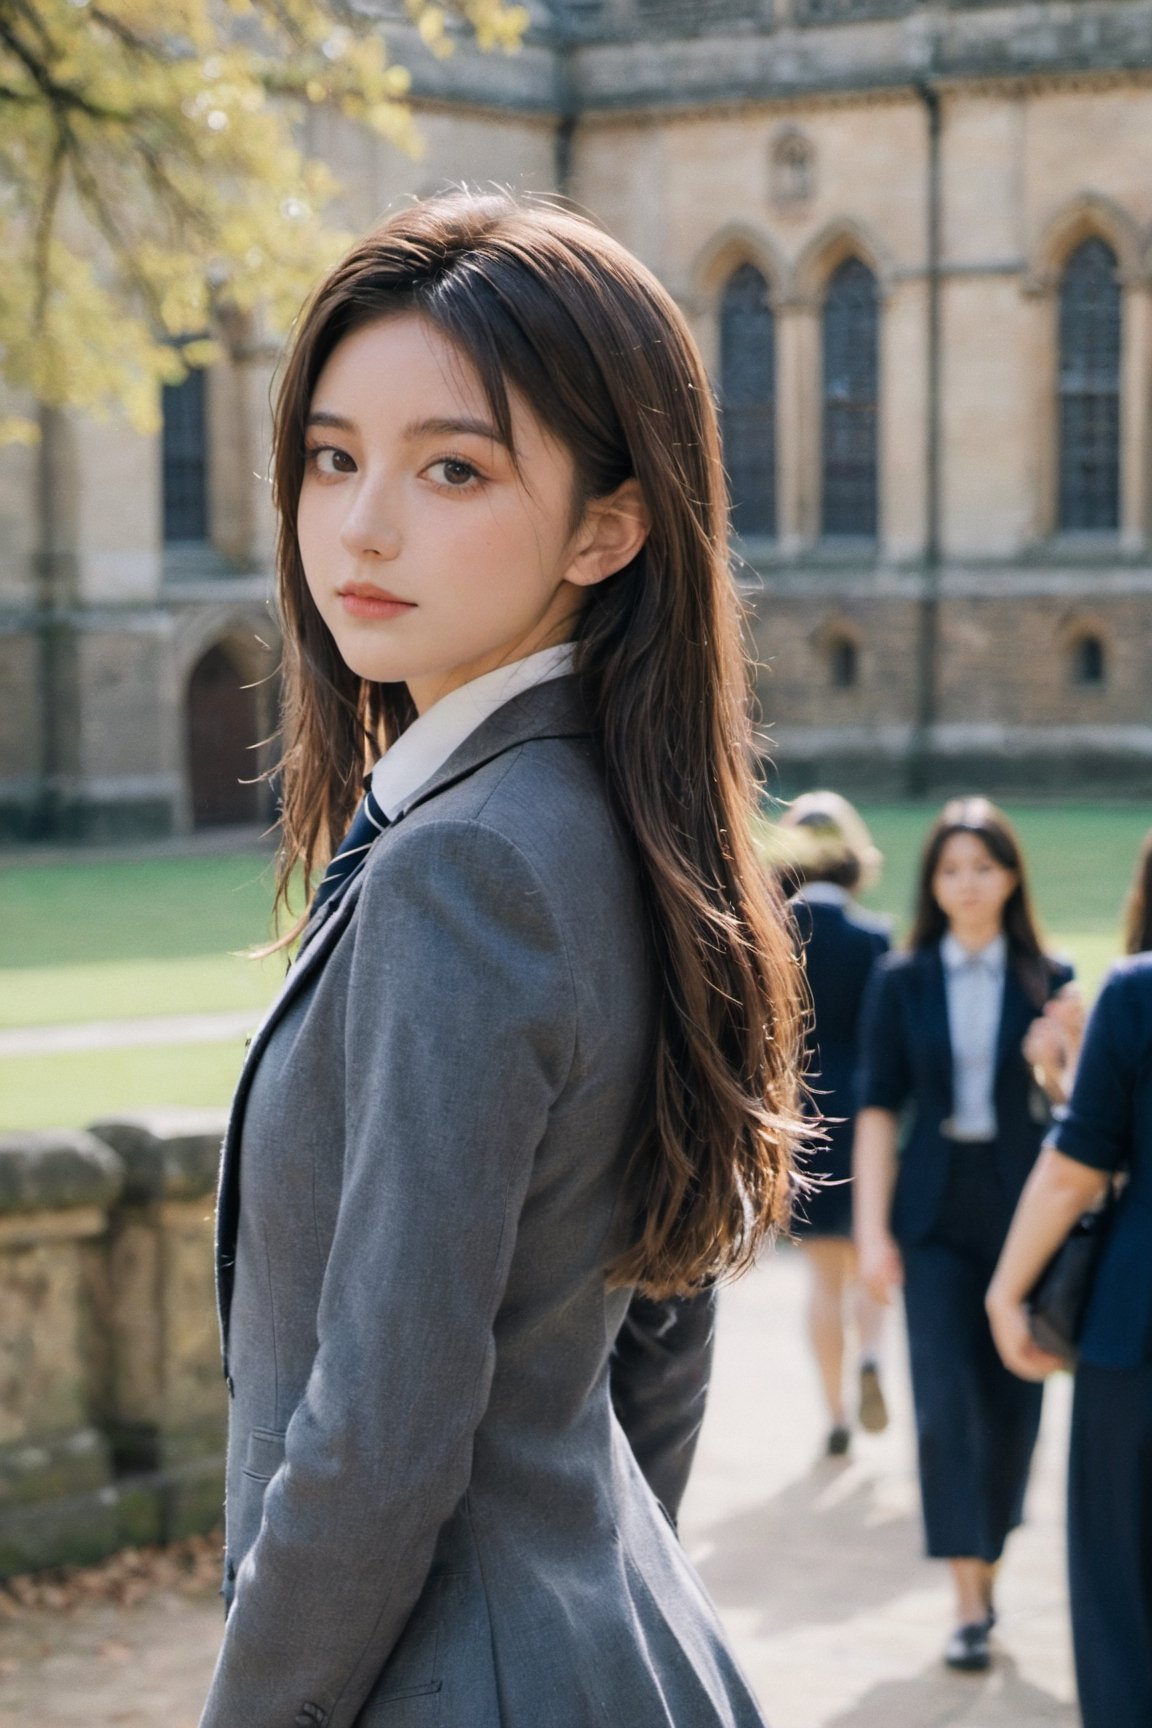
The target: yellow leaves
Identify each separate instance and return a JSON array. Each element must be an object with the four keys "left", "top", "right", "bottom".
[
  {"left": 0, "top": 0, "right": 528, "bottom": 422},
  {"left": 461, "top": 1, "right": 530, "bottom": 53},
  {"left": 415, "top": 6, "right": 451, "bottom": 57},
  {"left": 405, "top": 0, "right": 529, "bottom": 58},
  {"left": 0, "top": 418, "right": 40, "bottom": 449}
]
